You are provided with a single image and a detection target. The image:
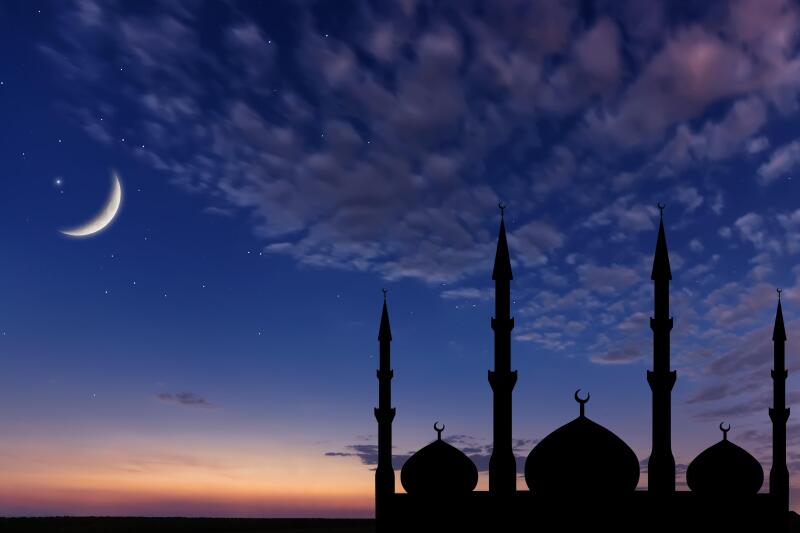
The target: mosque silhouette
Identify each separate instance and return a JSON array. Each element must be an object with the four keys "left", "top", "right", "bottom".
[{"left": 373, "top": 206, "right": 795, "bottom": 532}]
